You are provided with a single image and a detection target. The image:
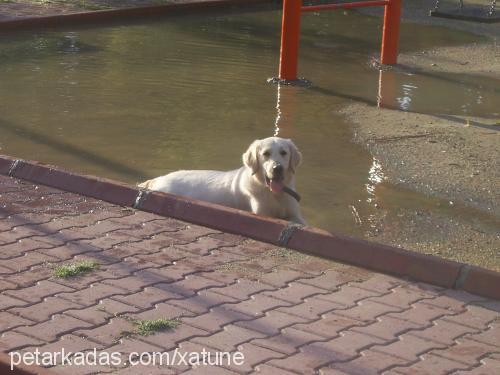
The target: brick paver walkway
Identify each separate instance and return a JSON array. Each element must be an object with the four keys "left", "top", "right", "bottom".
[{"left": 1, "top": 174, "right": 499, "bottom": 374}]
